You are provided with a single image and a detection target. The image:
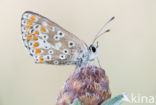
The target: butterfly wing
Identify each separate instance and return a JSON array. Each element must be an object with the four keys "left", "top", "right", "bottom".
[{"left": 21, "top": 11, "right": 88, "bottom": 65}]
